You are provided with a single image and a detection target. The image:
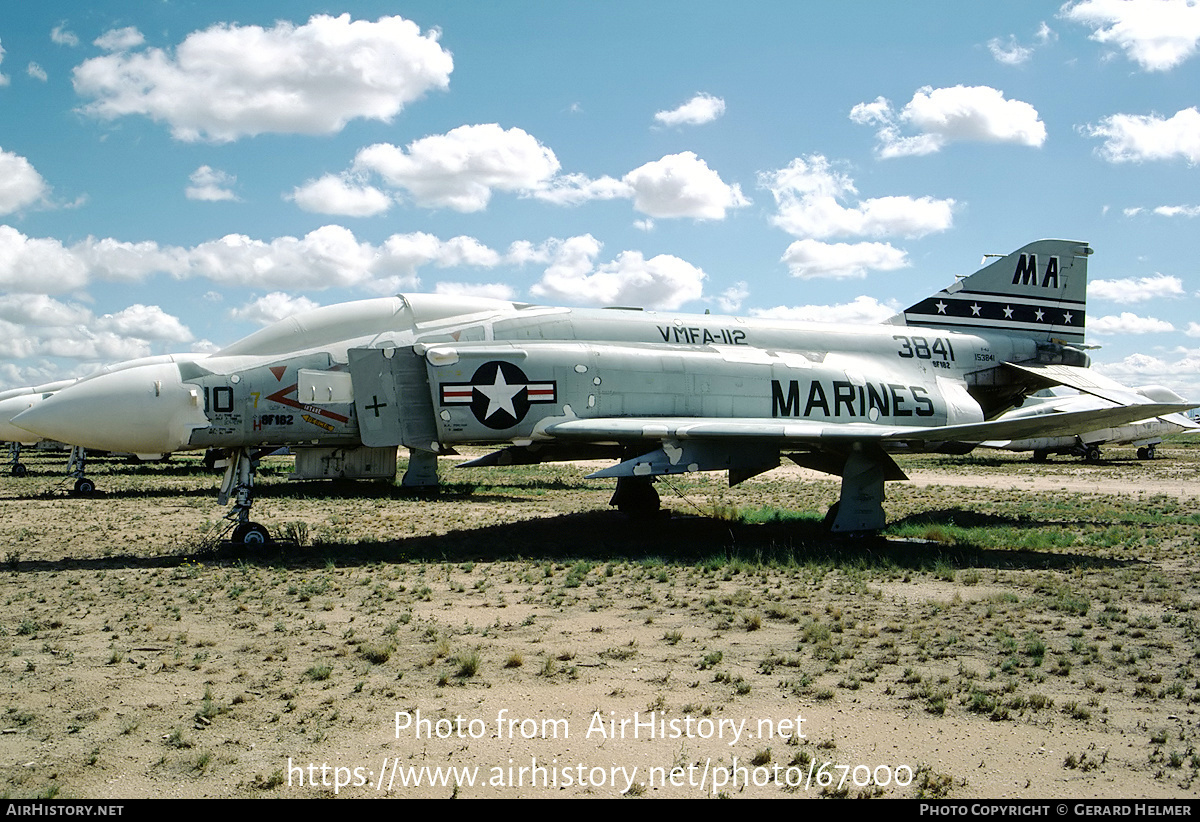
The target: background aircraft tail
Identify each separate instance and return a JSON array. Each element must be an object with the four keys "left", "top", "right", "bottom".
[{"left": 892, "top": 239, "right": 1090, "bottom": 346}]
